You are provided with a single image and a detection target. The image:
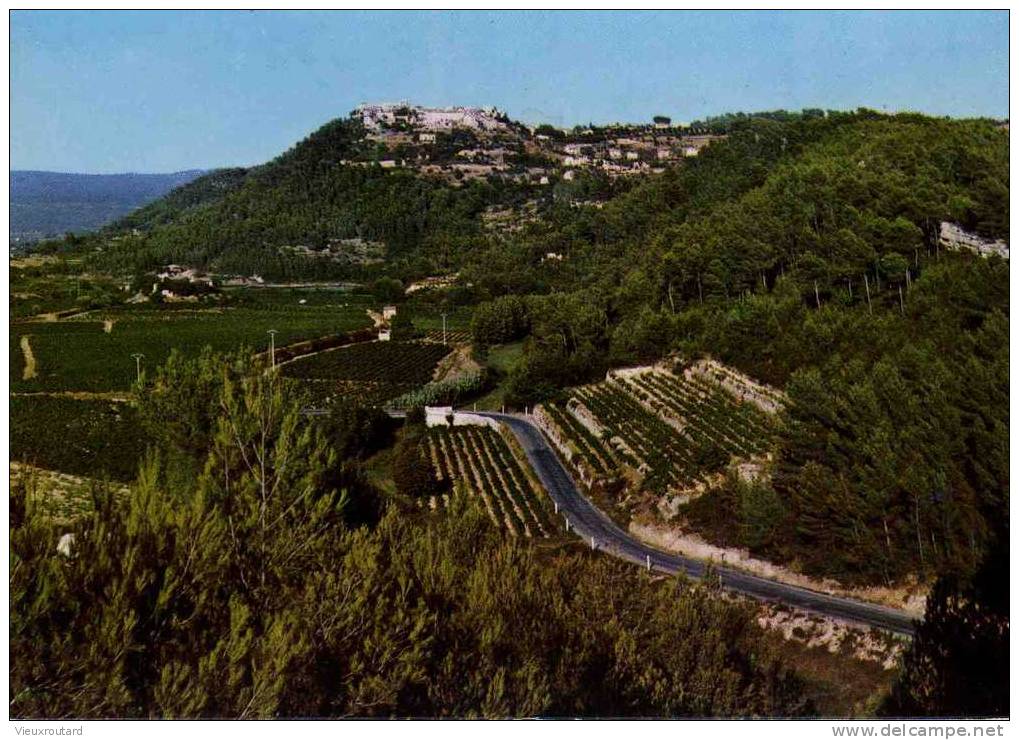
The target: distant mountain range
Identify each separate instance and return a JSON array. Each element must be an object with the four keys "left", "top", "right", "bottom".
[{"left": 9, "top": 169, "right": 206, "bottom": 243}]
